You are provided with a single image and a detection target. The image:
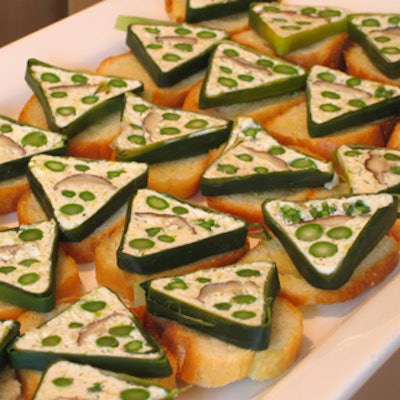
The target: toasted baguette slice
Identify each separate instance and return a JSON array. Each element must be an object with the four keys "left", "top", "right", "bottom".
[
  {"left": 0, "top": 366, "right": 21, "bottom": 400},
  {"left": 17, "top": 190, "right": 125, "bottom": 263},
  {"left": 147, "top": 152, "right": 211, "bottom": 199},
  {"left": 143, "top": 295, "right": 302, "bottom": 387},
  {"left": 240, "top": 235, "right": 399, "bottom": 306},
  {"left": 0, "top": 176, "right": 29, "bottom": 214},
  {"left": 344, "top": 43, "right": 400, "bottom": 88},
  {"left": 0, "top": 248, "right": 82, "bottom": 321},
  {"left": 263, "top": 100, "right": 393, "bottom": 161},
  {"left": 96, "top": 51, "right": 204, "bottom": 108},
  {"left": 183, "top": 80, "right": 305, "bottom": 122},
  {"left": 205, "top": 187, "right": 313, "bottom": 226},
  {"left": 95, "top": 224, "right": 249, "bottom": 303},
  {"left": 165, "top": 0, "right": 249, "bottom": 34},
  {"left": 232, "top": 29, "right": 348, "bottom": 69},
  {"left": 19, "top": 95, "right": 121, "bottom": 160}
]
